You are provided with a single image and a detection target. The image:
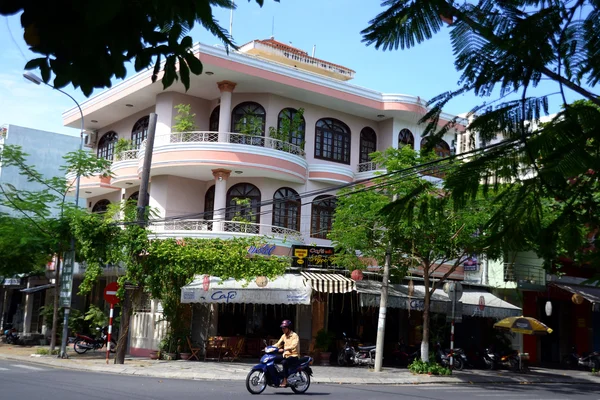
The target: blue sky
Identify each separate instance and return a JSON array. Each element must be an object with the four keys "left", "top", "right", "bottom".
[{"left": 0, "top": 1, "right": 582, "bottom": 136}]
